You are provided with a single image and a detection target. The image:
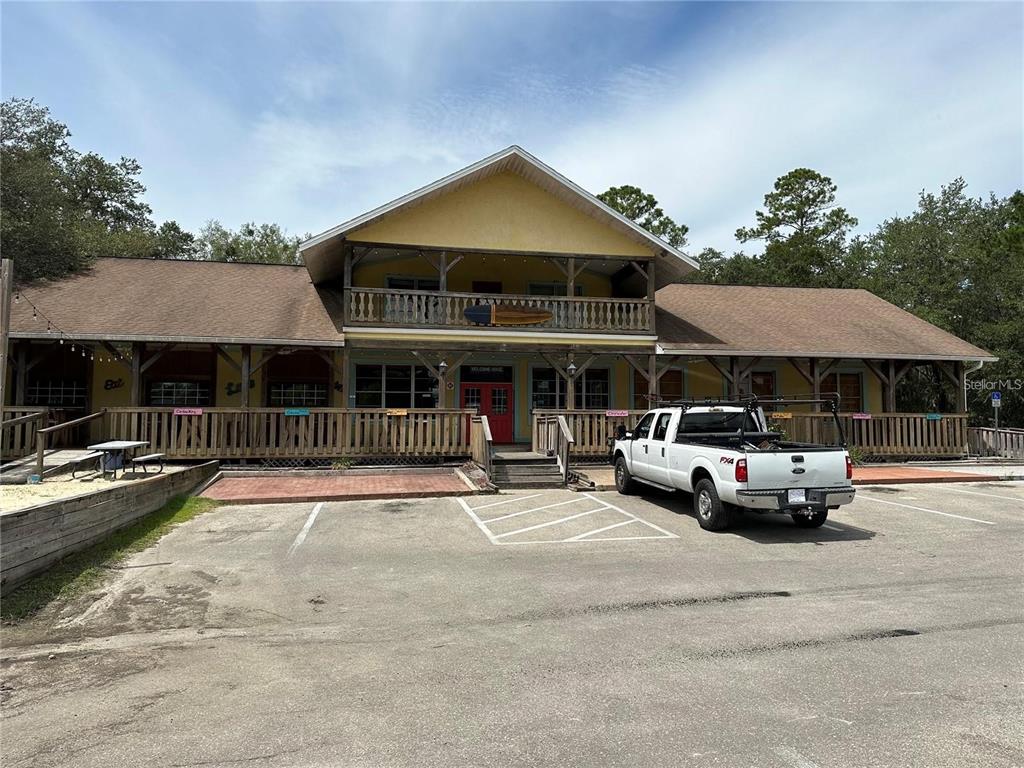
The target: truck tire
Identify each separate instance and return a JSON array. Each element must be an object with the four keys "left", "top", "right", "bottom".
[
  {"left": 694, "top": 478, "right": 732, "bottom": 531},
  {"left": 792, "top": 510, "right": 828, "bottom": 528},
  {"left": 614, "top": 456, "right": 636, "bottom": 495}
]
